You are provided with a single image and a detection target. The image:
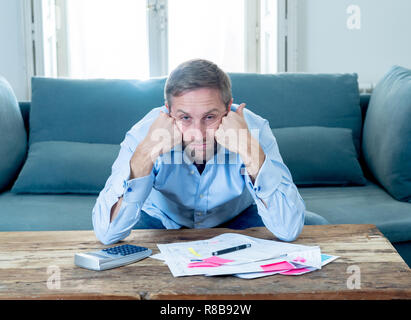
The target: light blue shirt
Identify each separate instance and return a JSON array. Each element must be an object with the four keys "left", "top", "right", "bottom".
[{"left": 92, "top": 104, "right": 306, "bottom": 245}]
